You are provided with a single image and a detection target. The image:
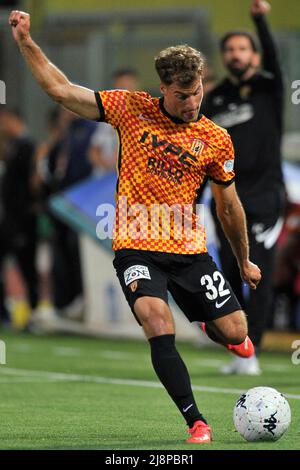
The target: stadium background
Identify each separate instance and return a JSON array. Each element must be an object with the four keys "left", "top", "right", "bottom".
[
  {"left": 1, "top": 0, "right": 300, "bottom": 139},
  {"left": 0, "top": 0, "right": 299, "bottom": 452},
  {"left": 0, "top": 0, "right": 300, "bottom": 342}
]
